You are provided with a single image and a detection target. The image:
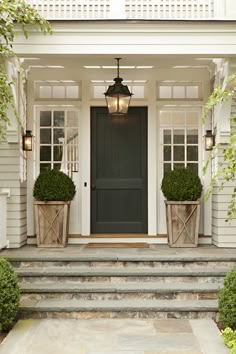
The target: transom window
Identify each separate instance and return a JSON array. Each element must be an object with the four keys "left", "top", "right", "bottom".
[
  {"left": 36, "top": 81, "right": 80, "bottom": 100},
  {"left": 38, "top": 110, "right": 79, "bottom": 177},
  {"left": 160, "top": 110, "right": 200, "bottom": 176},
  {"left": 157, "top": 82, "right": 201, "bottom": 100}
]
